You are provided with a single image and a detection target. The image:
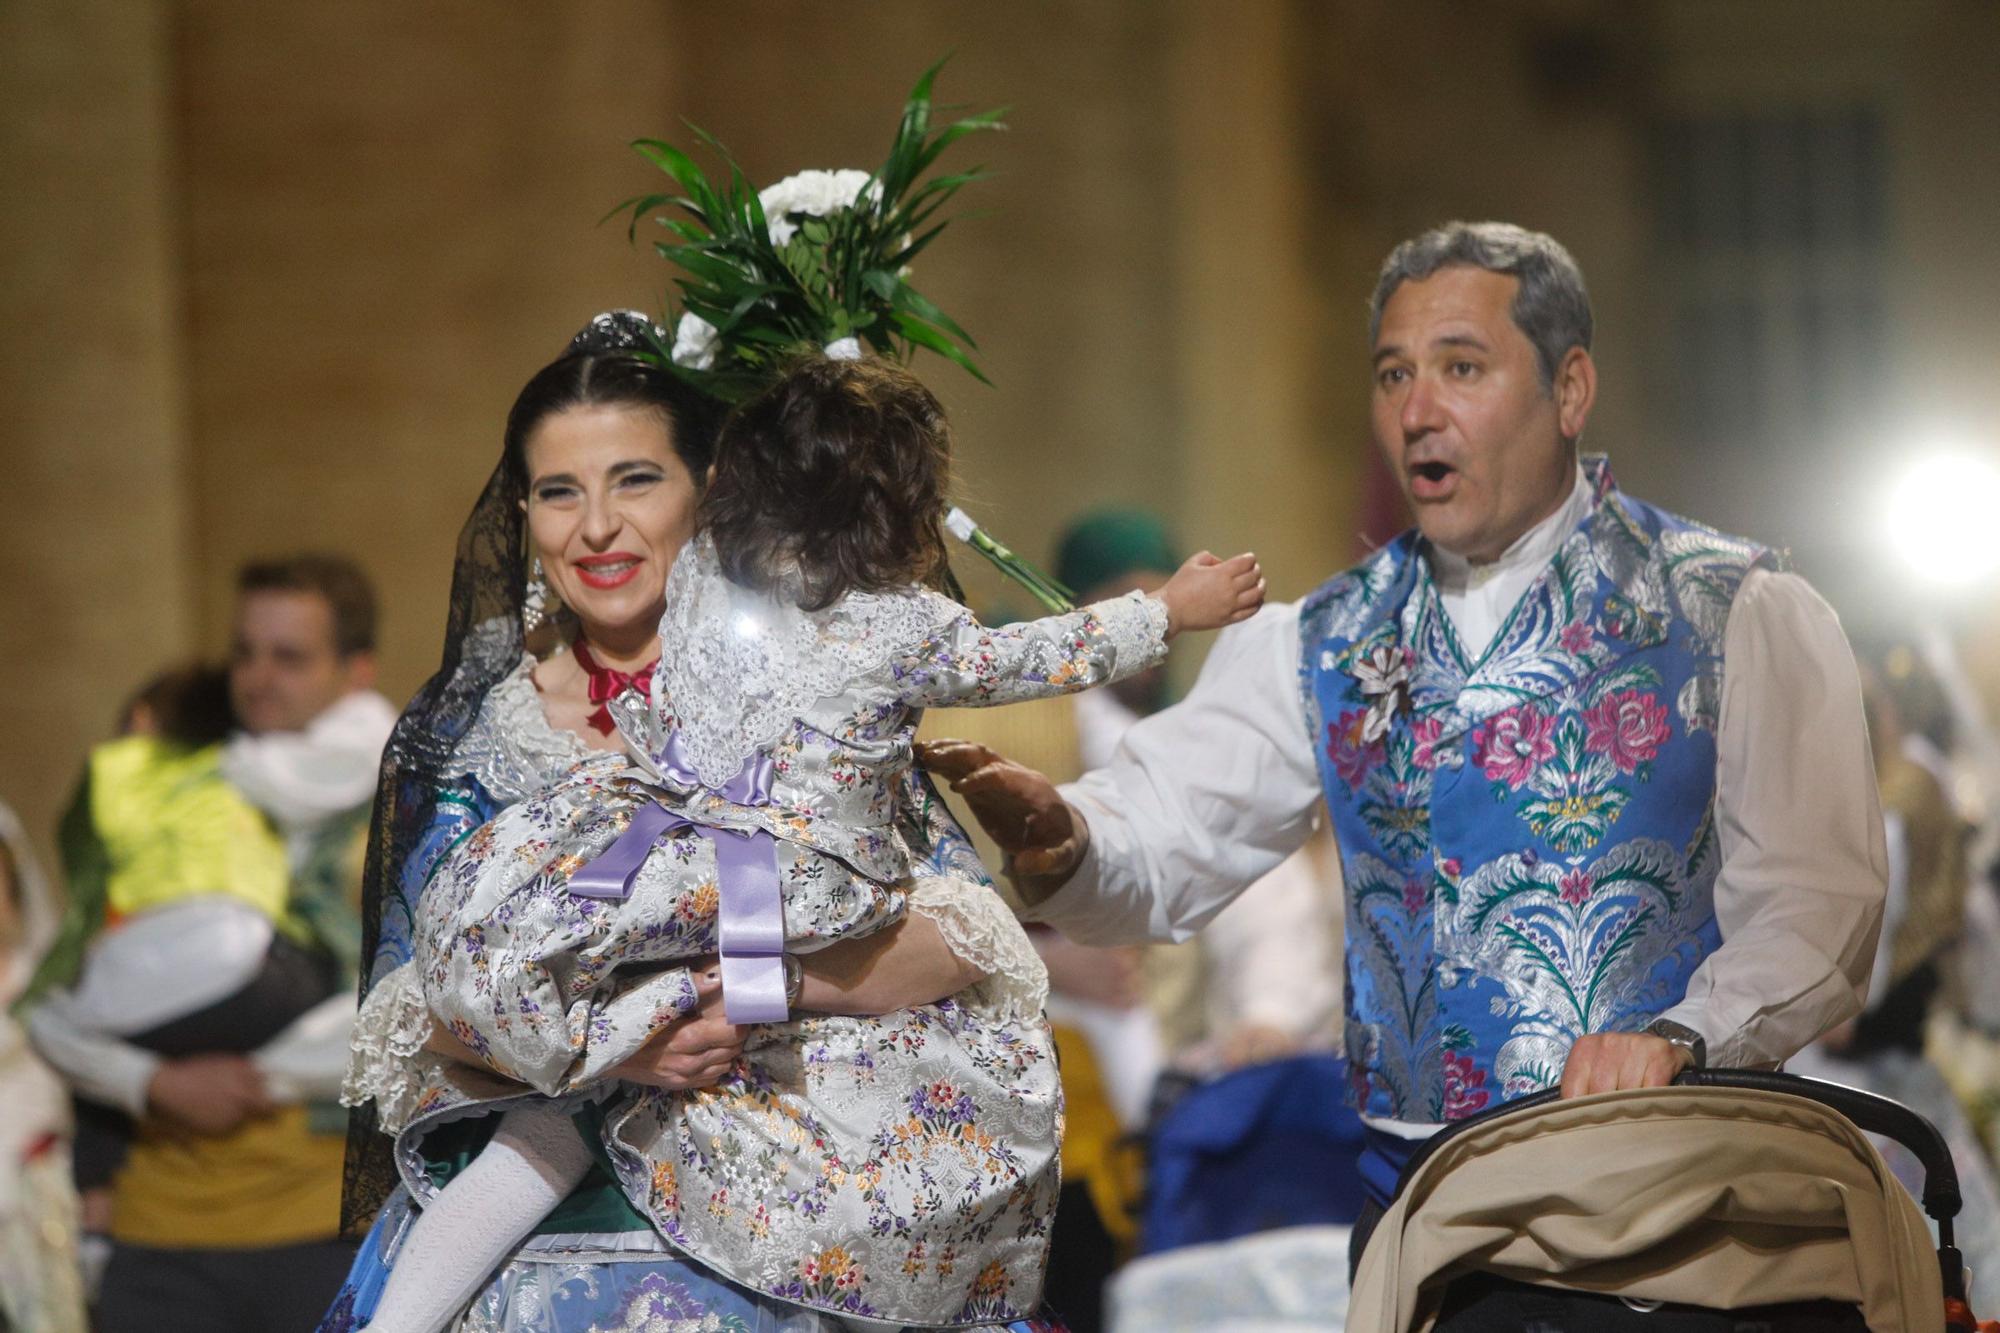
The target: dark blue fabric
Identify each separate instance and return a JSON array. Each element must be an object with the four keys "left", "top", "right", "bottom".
[
  {"left": 1139, "top": 1054, "right": 1367, "bottom": 1255},
  {"left": 1357, "top": 1125, "right": 1427, "bottom": 1211}
]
